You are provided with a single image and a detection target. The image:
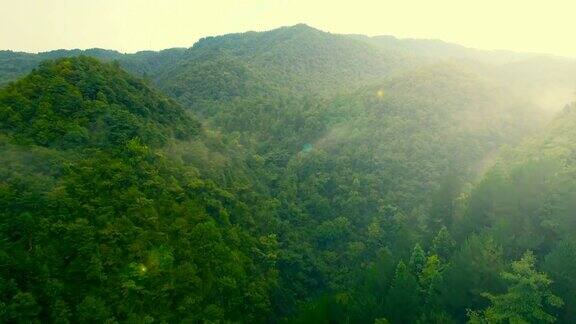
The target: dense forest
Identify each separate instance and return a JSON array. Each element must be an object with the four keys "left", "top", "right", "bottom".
[{"left": 1, "top": 24, "right": 576, "bottom": 323}]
